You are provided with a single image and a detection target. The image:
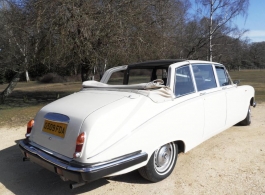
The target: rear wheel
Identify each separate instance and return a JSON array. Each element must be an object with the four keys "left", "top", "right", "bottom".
[
  {"left": 138, "top": 142, "right": 178, "bottom": 182},
  {"left": 238, "top": 105, "right": 251, "bottom": 126}
]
